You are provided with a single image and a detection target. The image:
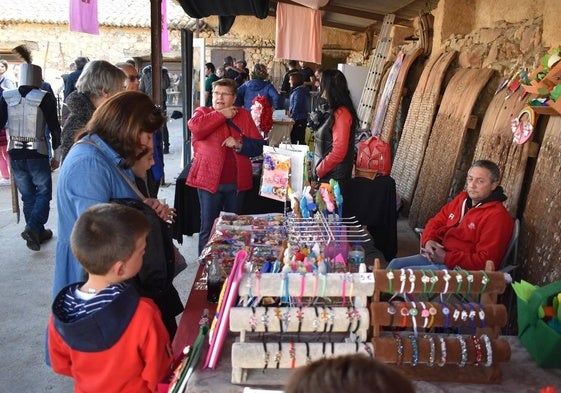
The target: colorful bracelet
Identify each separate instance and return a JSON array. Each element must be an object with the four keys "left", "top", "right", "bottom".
[
  {"left": 394, "top": 333, "right": 404, "bottom": 365},
  {"left": 455, "top": 269, "right": 463, "bottom": 294},
  {"left": 476, "top": 302, "right": 486, "bottom": 328},
  {"left": 340, "top": 273, "right": 347, "bottom": 307},
  {"left": 289, "top": 341, "right": 296, "bottom": 369},
  {"left": 480, "top": 334, "right": 493, "bottom": 367},
  {"left": 409, "top": 335, "right": 419, "bottom": 366},
  {"left": 399, "top": 268, "right": 407, "bottom": 294},
  {"left": 426, "top": 302, "right": 437, "bottom": 329},
  {"left": 407, "top": 268, "right": 416, "bottom": 293},
  {"left": 387, "top": 269, "right": 395, "bottom": 293},
  {"left": 438, "top": 337, "right": 447, "bottom": 367},
  {"left": 467, "top": 303, "right": 477, "bottom": 332},
  {"left": 442, "top": 269, "right": 452, "bottom": 294},
  {"left": 428, "top": 270, "right": 438, "bottom": 293},
  {"left": 457, "top": 335, "right": 468, "bottom": 367},
  {"left": 480, "top": 271, "right": 489, "bottom": 294},
  {"left": 419, "top": 302, "right": 430, "bottom": 329},
  {"left": 420, "top": 269, "right": 429, "bottom": 293},
  {"left": 464, "top": 269, "right": 474, "bottom": 294},
  {"left": 387, "top": 301, "right": 397, "bottom": 328},
  {"left": 440, "top": 302, "right": 451, "bottom": 329},
  {"left": 409, "top": 301, "right": 419, "bottom": 337},
  {"left": 471, "top": 335, "right": 483, "bottom": 366},
  {"left": 399, "top": 302, "right": 409, "bottom": 328},
  {"left": 424, "top": 334, "right": 436, "bottom": 367}
]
